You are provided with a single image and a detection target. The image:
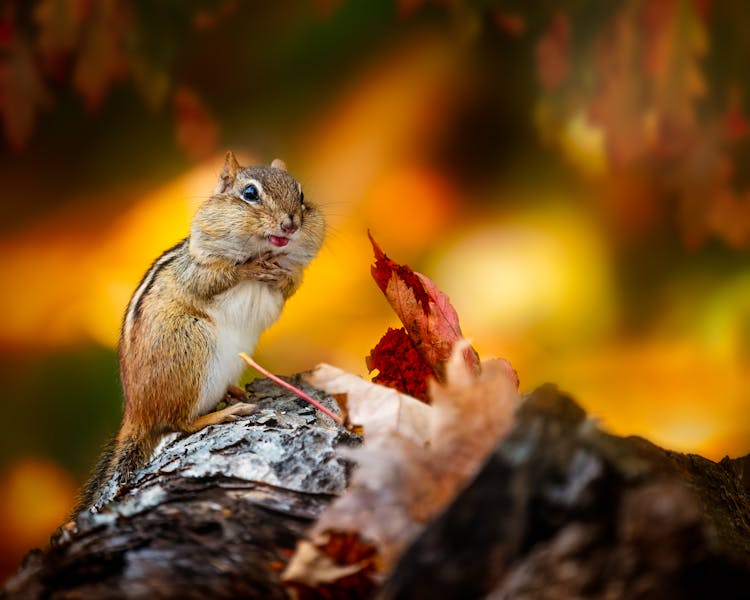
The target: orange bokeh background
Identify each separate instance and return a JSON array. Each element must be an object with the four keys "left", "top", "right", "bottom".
[{"left": 1, "top": 0, "right": 748, "bottom": 583}]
